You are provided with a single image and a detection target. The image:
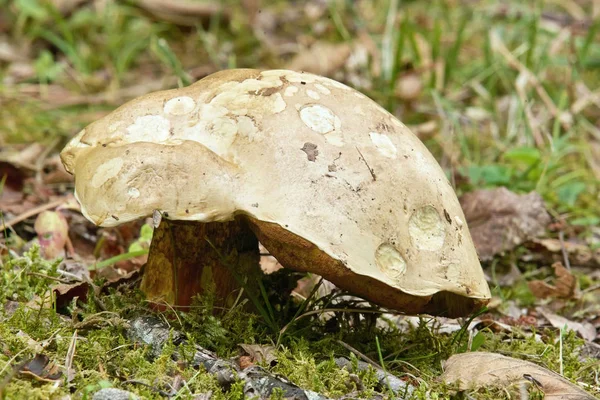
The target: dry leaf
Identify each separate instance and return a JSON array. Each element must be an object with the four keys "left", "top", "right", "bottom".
[
  {"left": 442, "top": 352, "right": 596, "bottom": 399},
  {"left": 528, "top": 261, "right": 579, "bottom": 299},
  {"left": 52, "top": 282, "right": 89, "bottom": 309},
  {"left": 526, "top": 238, "right": 600, "bottom": 269},
  {"left": 538, "top": 307, "right": 597, "bottom": 342},
  {"left": 460, "top": 187, "right": 551, "bottom": 260},
  {"left": 286, "top": 42, "right": 352, "bottom": 76},
  {"left": 19, "top": 354, "right": 62, "bottom": 382},
  {"left": 238, "top": 344, "right": 277, "bottom": 366}
]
